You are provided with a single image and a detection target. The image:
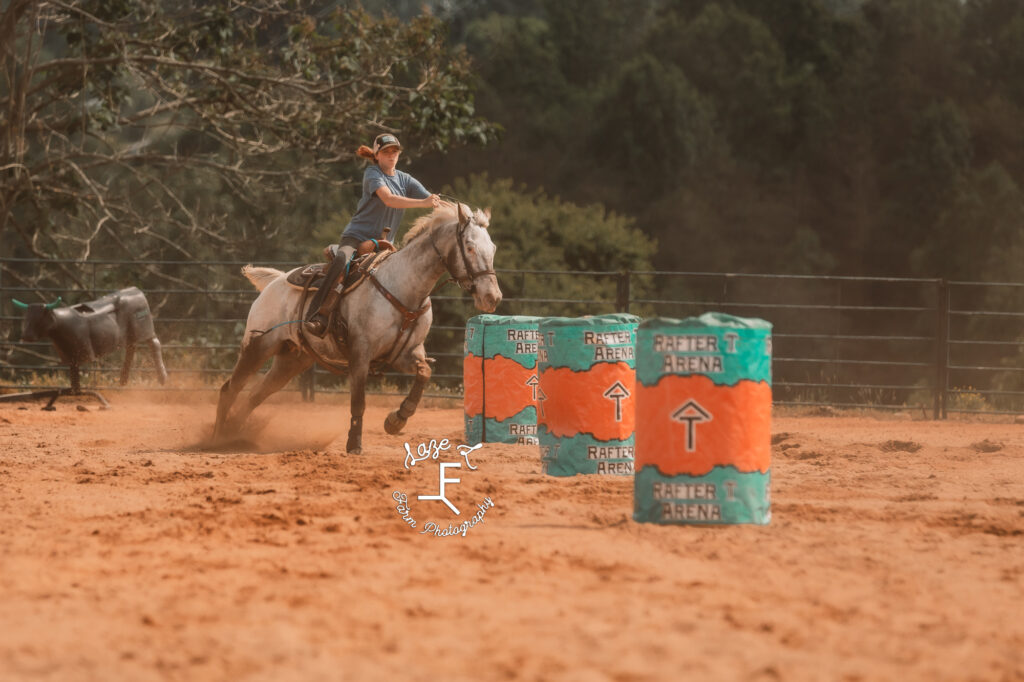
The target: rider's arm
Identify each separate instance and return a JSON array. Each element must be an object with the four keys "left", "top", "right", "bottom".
[{"left": 375, "top": 186, "right": 438, "bottom": 209}]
